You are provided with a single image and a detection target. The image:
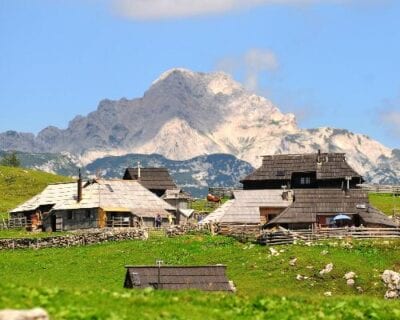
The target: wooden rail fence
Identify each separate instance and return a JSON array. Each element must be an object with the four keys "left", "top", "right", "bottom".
[
  {"left": 259, "top": 227, "right": 400, "bottom": 245},
  {"left": 0, "top": 217, "right": 31, "bottom": 230}
]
